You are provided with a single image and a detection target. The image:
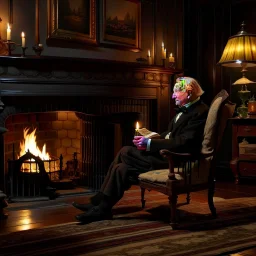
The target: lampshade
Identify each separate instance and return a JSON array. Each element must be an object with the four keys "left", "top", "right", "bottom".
[
  {"left": 218, "top": 22, "right": 256, "bottom": 67},
  {"left": 233, "top": 76, "right": 254, "bottom": 85}
]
